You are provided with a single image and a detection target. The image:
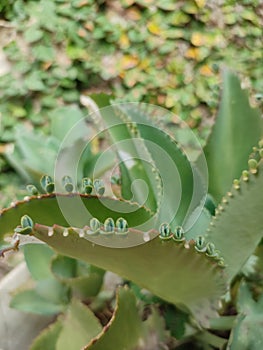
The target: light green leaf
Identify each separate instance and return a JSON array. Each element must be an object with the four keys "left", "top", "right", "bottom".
[
  {"left": 184, "top": 206, "right": 211, "bottom": 240},
  {"left": 84, "top": 98, "right": 160, "bottom": 212},
  {"left": 203, "top": 70, "right": 262, "bottom": 202},
  {"left": 56, "top": 299, "right": 102, "bottom": 350},
  {"left": 206, "top": 159, "right": 263, "bottom": 281},
  {"left": 85, "top": 286, "right": 142, "bottom": 350},
  {"left": 10, "top": 290, "right": 66, "bottom": 315},
  {"left": 0, "top": 194, "right": 152, "bottom": 240},
  {"left": 24, "top": 26, "right": 43, "bottom": 43},
  {"left": 30, "top": 319, "right": 63, "bottom": 350},
  {"left": 32, "top": 45, "right": 55, "bottom": 61},
  {"left": 24, "top": 71, "right": 46, "bottom": 91},
  {"left": 227, "top": 283, "right": 263, "bottom": 350},
  {"left": 35, "top": 278, "right": 70, "bottom": 305},
  {"left": 51, "top": 255, "right": 104, "bottom": 298},
  {"left": 4, "top": 126, "right": 59, "bottom": 182},
  {"left": 23, "top": 244, "right": 54, "bottom": 280},
  {"left": 33, "top": 223, "right": 226, "bottom": 325},
  {"left": 0, "top": 195, "right": 225, "bottom": 324},
  {"left": 113, "top": 103, "right": 206, "bottom": 229},
  {"left": 49, "top": 106, "right": 88, "bottom": 143}
]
